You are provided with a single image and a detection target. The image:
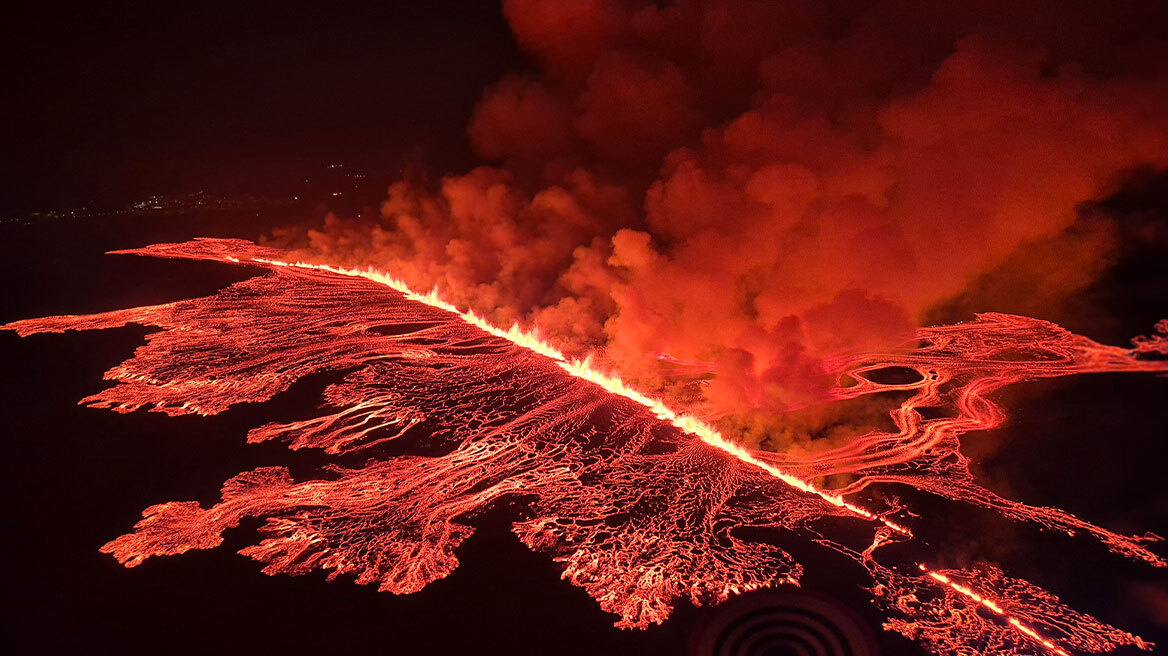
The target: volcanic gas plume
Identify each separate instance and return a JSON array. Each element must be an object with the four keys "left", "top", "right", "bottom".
[
  {"left": 270, "top": 0, "right": 1168, "bottom": 441},
  {"left": 4, "top": 238, "right": 1165, "bottom": 655}
]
